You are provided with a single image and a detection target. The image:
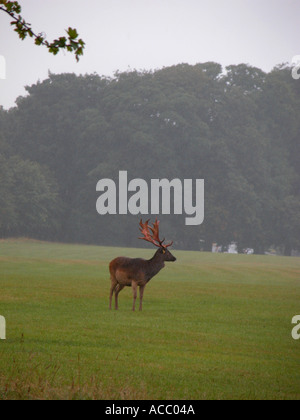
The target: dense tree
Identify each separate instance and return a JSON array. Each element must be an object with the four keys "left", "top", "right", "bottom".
[
  {"left": 0, "top": 63, "right": 299, "bottom": 254},
  {"left": 0, "top": 154, "right": 60, "bottom": 237}
]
